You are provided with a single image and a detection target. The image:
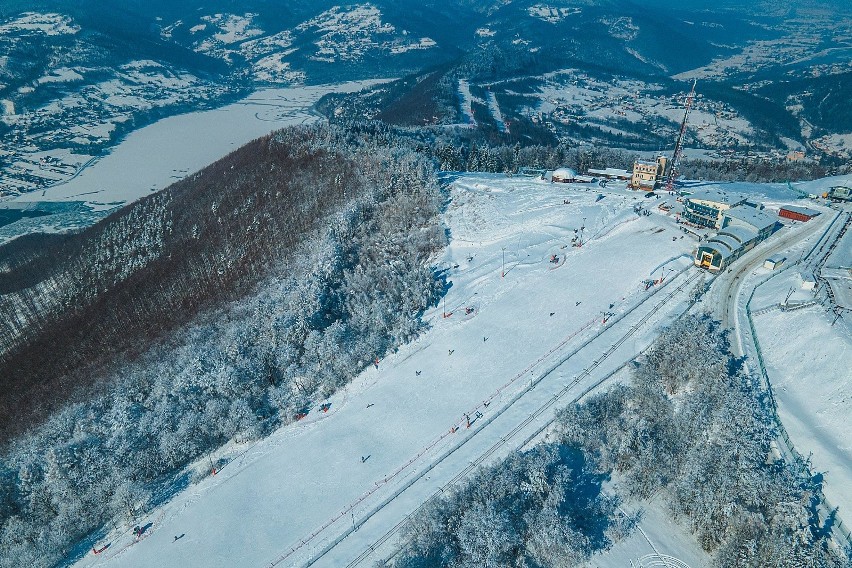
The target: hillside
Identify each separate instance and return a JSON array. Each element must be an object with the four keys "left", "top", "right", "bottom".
[
  {"left": 0, "top": 124, "right": 448, "bottom": 568},
  {"left": 0, "top": 123, "right": 444, "bottom": 445},
  {"left": 57, "top": 171, "right": 851, "bottom": 568}
]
